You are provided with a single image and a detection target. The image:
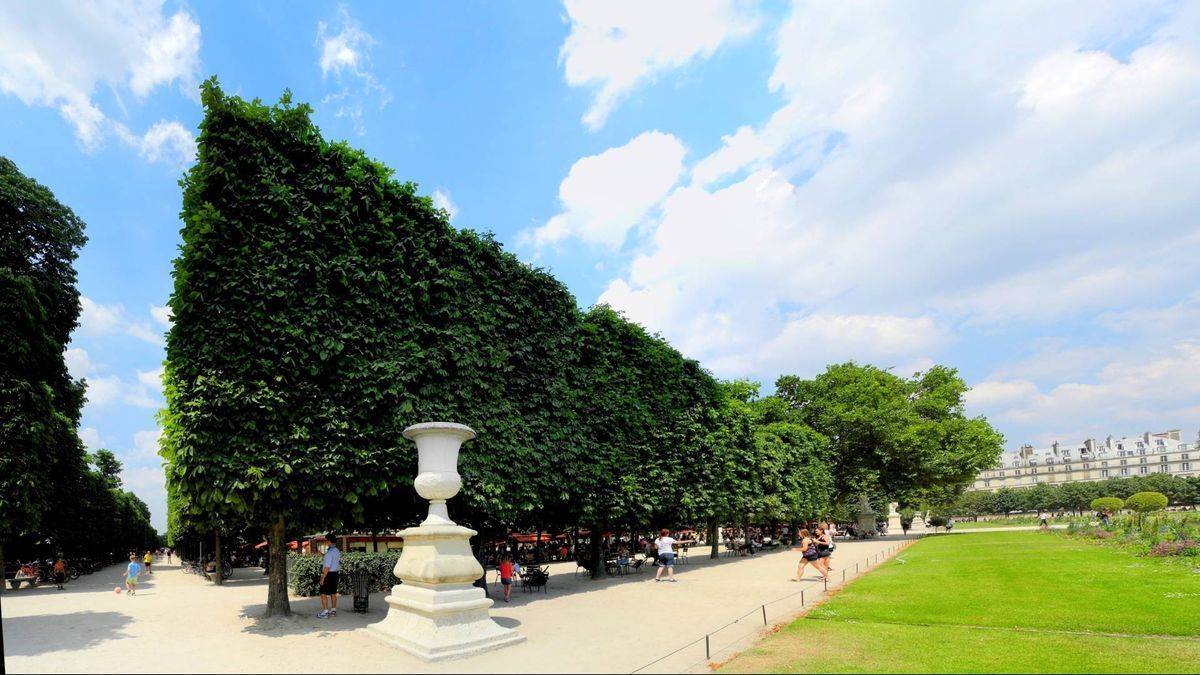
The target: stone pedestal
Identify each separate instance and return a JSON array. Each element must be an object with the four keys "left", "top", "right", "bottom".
[
  {"left": 856, "top": 495, "right": 877, "bottom": 538},
  {"left": 366, "top": 423, "right": 524, "bottom": 661}
]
